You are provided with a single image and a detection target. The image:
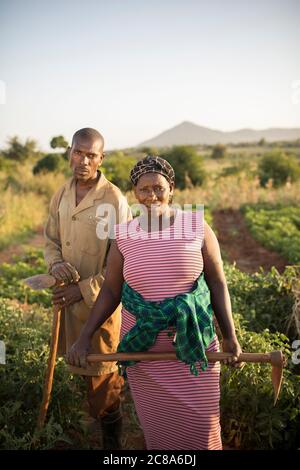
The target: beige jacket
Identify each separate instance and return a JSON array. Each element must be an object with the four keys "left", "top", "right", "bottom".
[{"left": 44, "top": 172, "right": 131, "bottom": 376}]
